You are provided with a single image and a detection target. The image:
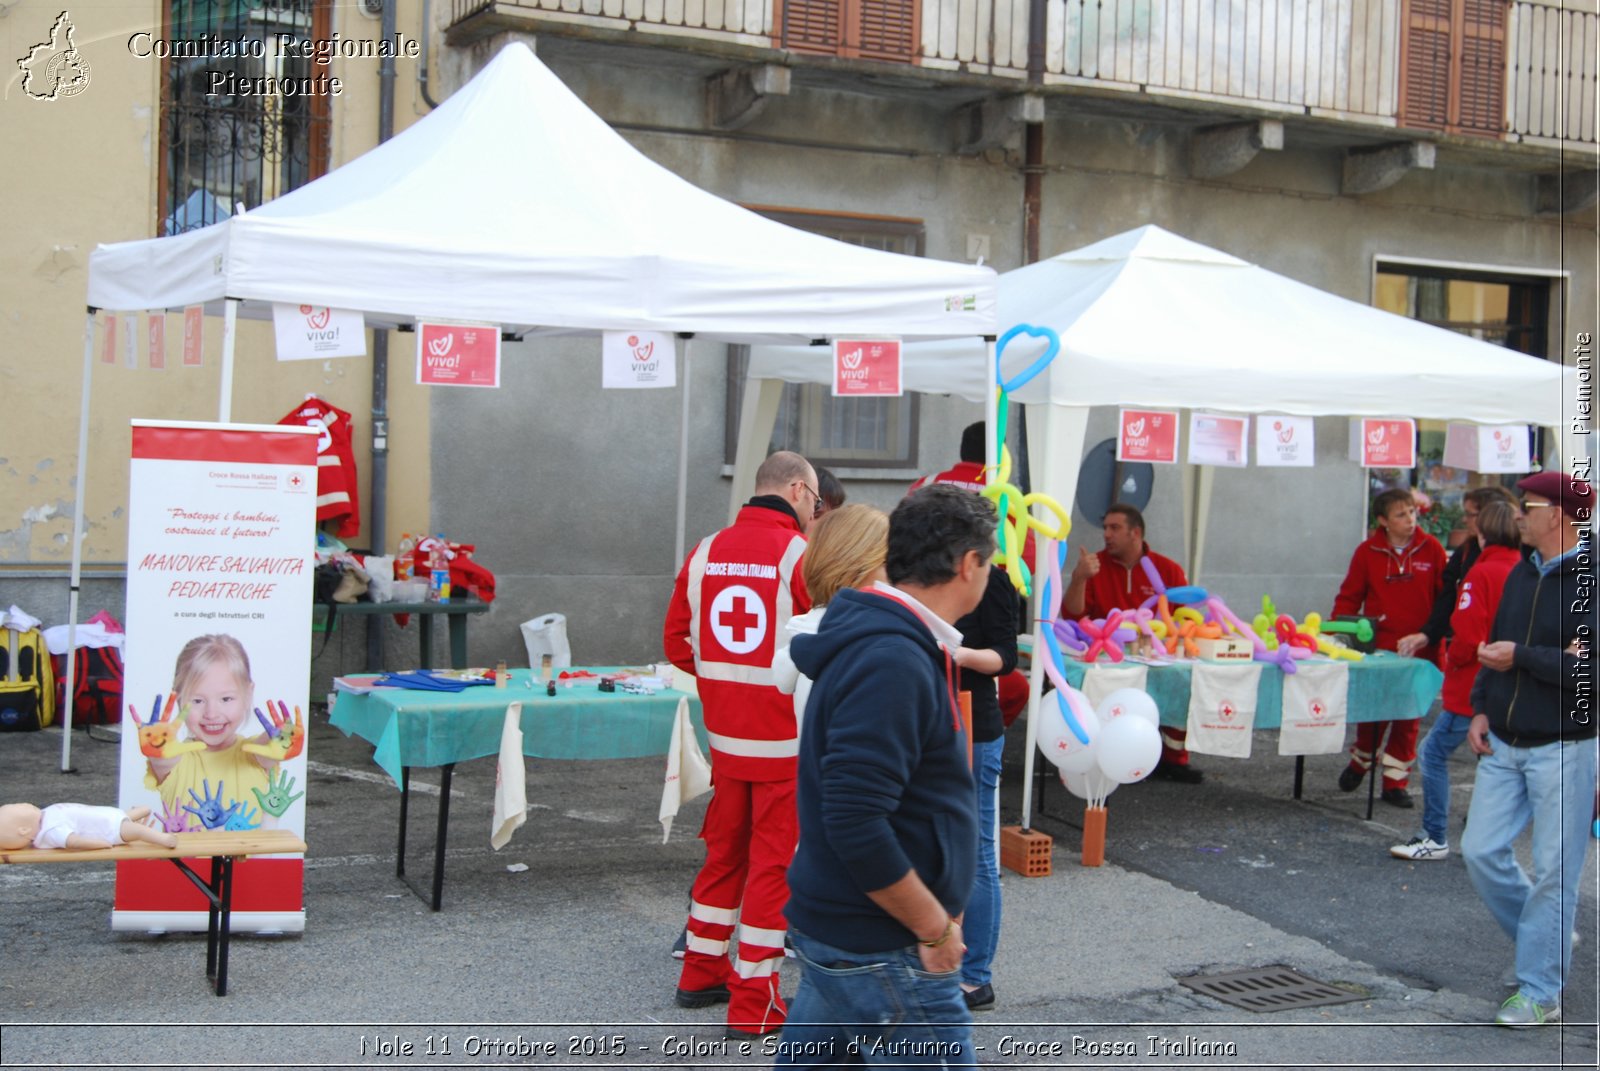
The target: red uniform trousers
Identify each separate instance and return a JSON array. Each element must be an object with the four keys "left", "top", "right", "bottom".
[
  {"left": 678, "top": 775, "right": 796, "bottom": 1034},
  {"left": 1345, "top": 644, "right": 1437, "bottom": 790}
]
